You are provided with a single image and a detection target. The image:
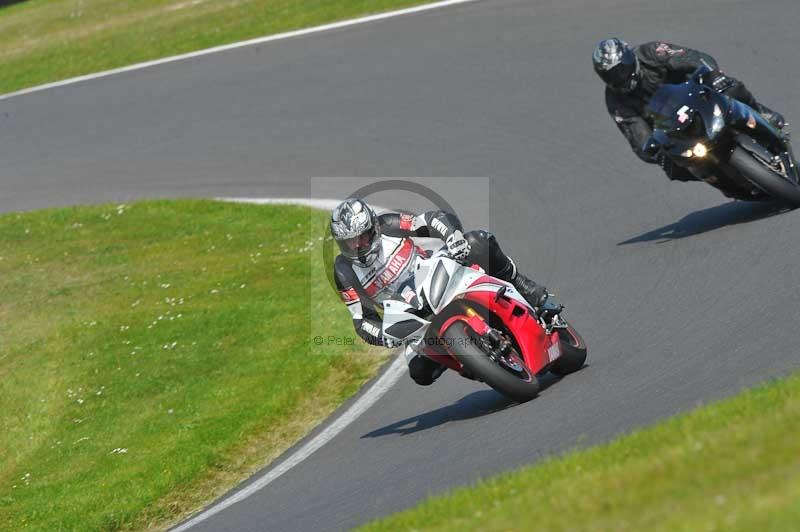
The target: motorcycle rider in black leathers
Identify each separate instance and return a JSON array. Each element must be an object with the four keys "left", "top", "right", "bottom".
[
  {"left": 330, "top": 198, "right": 548, "bottom": 386},
  {"left": 592, "top": 38, "right": 787, "bottom": 181}
]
